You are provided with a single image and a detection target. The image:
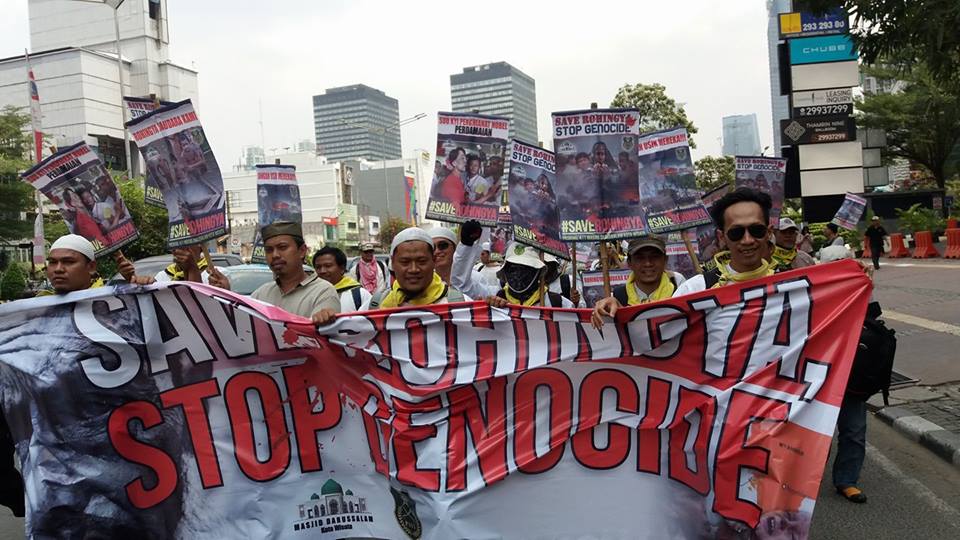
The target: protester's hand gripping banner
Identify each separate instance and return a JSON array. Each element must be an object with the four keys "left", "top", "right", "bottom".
[
  {"left": 425, "top": 112, "right": 509, "bottom": 226},
  {"left": 21, "top": 142, "right": 138, "bottom": 257},
  {"left": 126, "top": 100, "right": 229, "bottom": 247},
  {"left": 636, "top": 127, "right": 712, "bottom": 233},
  {"left": 831, "top": 192, "right": 867, "bottom": 230},
  {"left": 123, "top": 96, "right": 176, "bottom": 207},
  {"left": 251, "top": 164, "right": 302, "bottom": 263},
  {"left": 552, "top": 108, "right": 646, "bottom": 241},
  {"left": 506, "top": 140, "right": 568, "bottom": 259},
  {"left": 735, "top": 156, "right": 788, "bottom": 226},
  {"left": 0, "top": 261, "right": 871, "bottom": 539}
]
